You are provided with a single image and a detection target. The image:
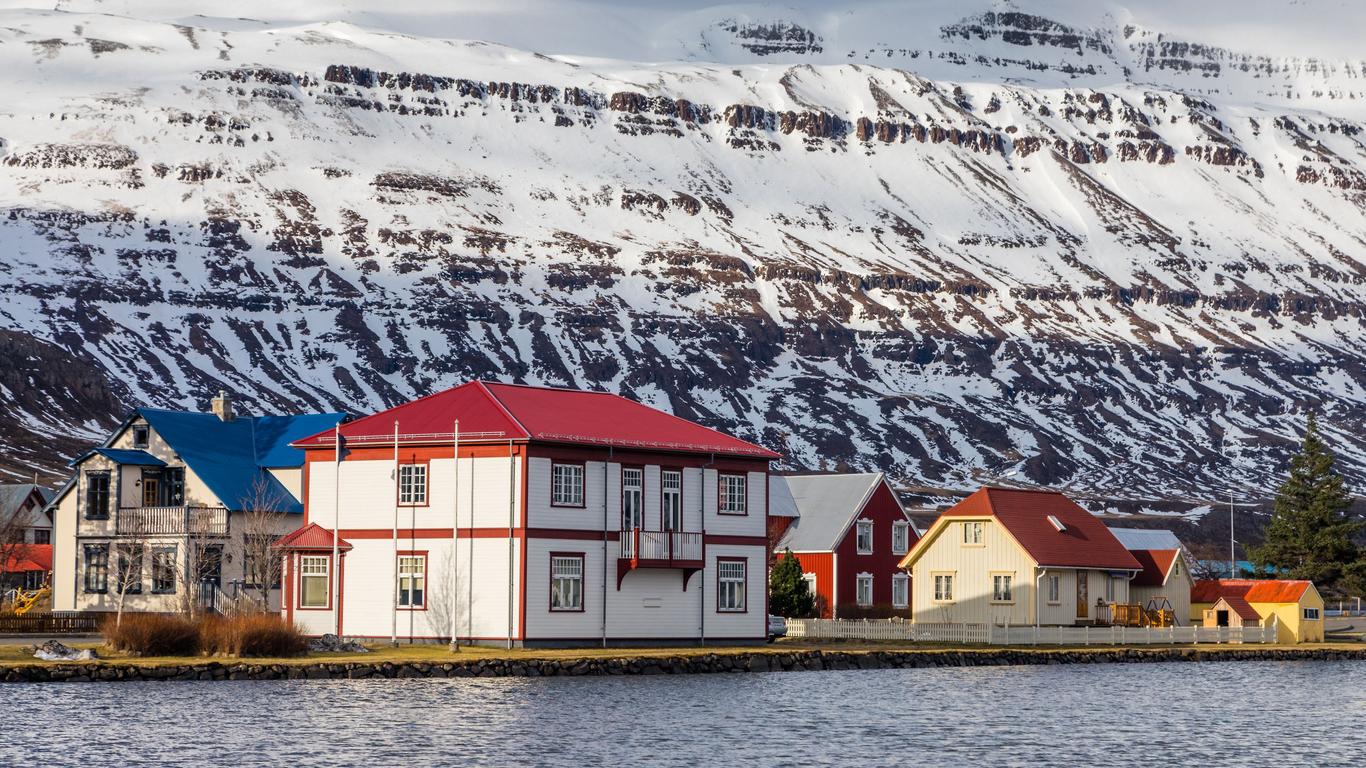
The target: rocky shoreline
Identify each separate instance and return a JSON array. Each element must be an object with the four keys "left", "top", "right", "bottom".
[{"left": 3, "top": 646, "right": 1364, "bottom": 683}]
